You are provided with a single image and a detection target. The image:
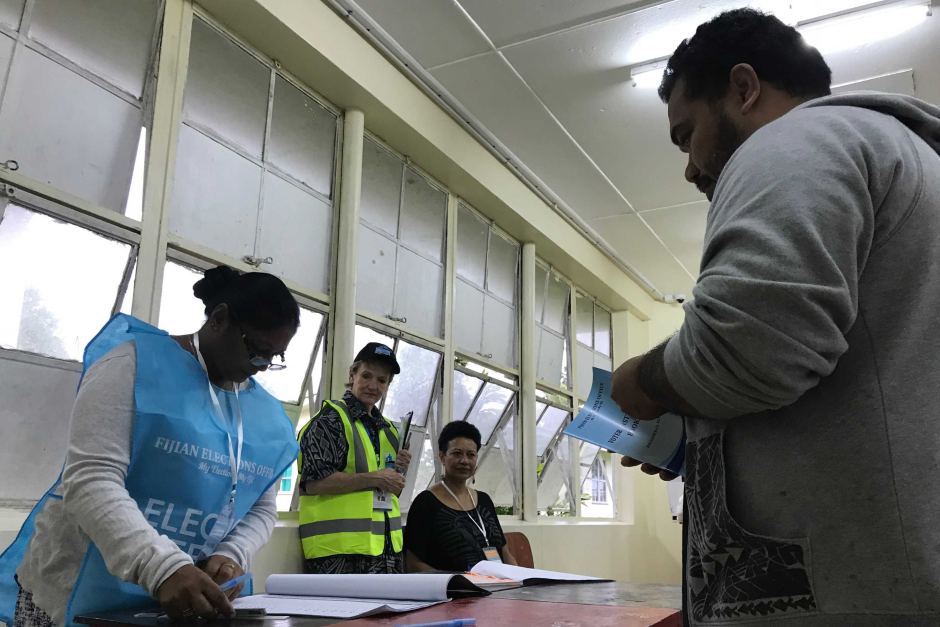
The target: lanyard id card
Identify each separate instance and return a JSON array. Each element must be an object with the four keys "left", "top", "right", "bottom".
[
  {"left": 373, "top": 489, "right": 395, "bottom": 511},
  {"left": 482, "top": 546, "right": 503, "bottom": 562}
]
